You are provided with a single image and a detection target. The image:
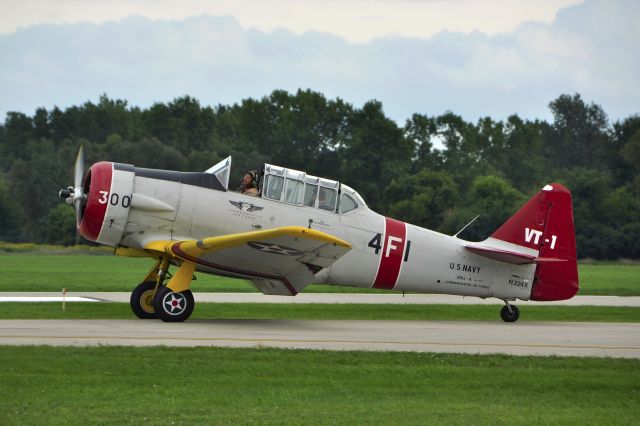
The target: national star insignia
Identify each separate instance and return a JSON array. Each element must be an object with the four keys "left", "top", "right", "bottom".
[
  {"left": 247, "top": 241, "right": 304, "bottom": 256},
  {"left": 164, "top": 294, "right": 184, "bottom": 313}
]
